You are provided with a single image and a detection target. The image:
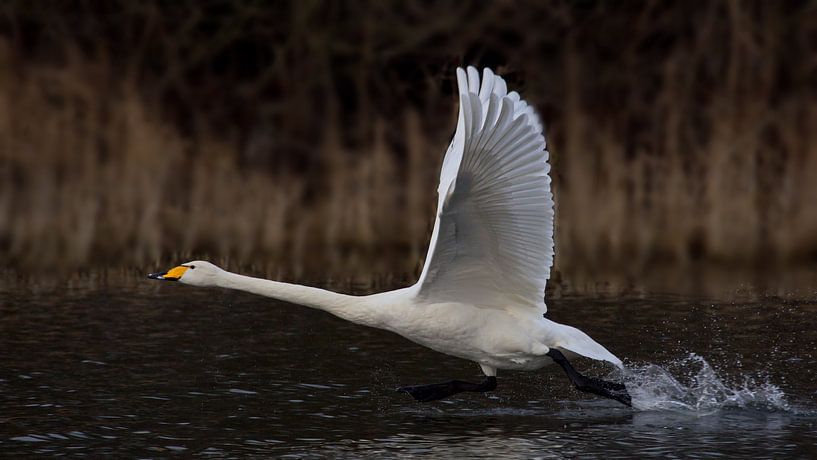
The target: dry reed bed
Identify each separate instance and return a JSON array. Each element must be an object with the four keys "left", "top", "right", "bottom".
[{"left": 0, "top": 1, "right": 815, "bottom": 283}]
